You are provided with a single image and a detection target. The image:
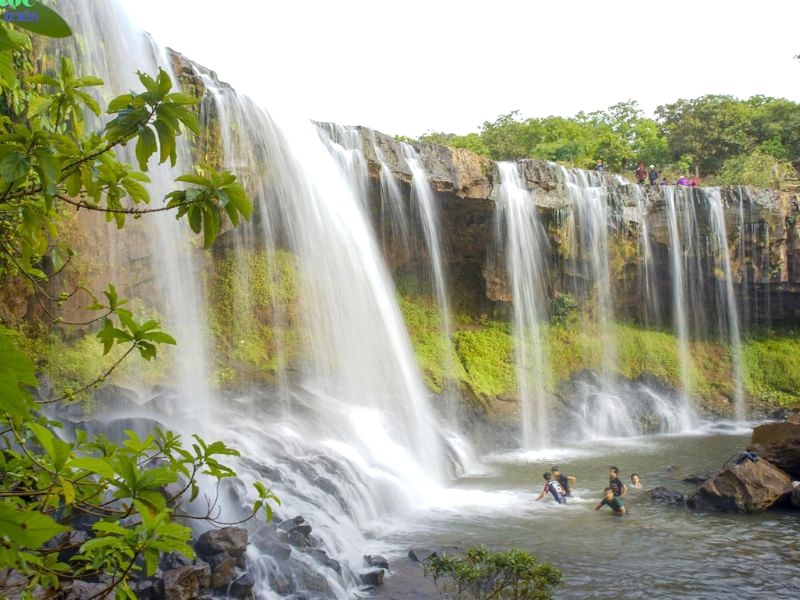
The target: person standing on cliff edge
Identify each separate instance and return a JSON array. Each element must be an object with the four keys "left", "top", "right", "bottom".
[
  {"left": 595, "top": 159, "right": 606, "bottom": 171},
  {"left": 635, "top": 162, "right": 647, "bottom": 185}
]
